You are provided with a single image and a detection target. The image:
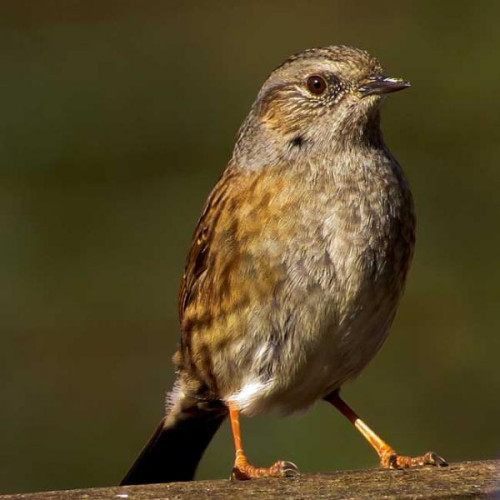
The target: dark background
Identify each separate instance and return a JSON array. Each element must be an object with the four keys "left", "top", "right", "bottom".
[{"left": 0, "top": 1, "right": 498, "bottom": 494}]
